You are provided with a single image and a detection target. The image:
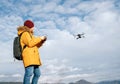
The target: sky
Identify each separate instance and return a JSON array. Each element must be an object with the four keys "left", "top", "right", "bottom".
[{"left": 0, "top": 0, "right": 120, "bottom": 83}]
